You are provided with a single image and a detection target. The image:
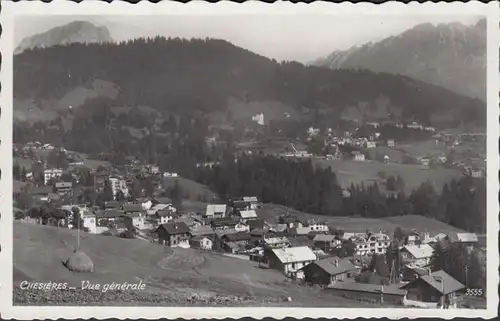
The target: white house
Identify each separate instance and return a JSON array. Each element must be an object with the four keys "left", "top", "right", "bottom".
[
  {"left": 190, "top": 236, "right": 213, "bottom": 250},
  {"left": 109, "top": 177, "right": 129, "bottom": 198},
  {"left": 44, "top": 168, "right": 63, "bottom": 185},
  {"left": 400, "top": 244, "right": 434, "bottom": 267},
  {"left": 307, "top": 222, "right": 329, "bottom": 232},
  {"left": 387, "top": 139, "right": 395, "bottom": 148},
  {"left": 205, "top": 204, "right": 227, "bottom": 218},
  {"left": 366, "top": 141, "right": 376, "bottom": 148},
  {"left": 268, "top": 246, "right": 317, "bottom": 279},
  {"left": 352, "top": 151, "right": 366, "bottom": 161},
  {"left": 238, "top": 210, "right": 258, "bottom": 220},
  {"left": 242, "top": 196, "right": 259, "bottom": 209},
  {"left": 82, "top": 212, "right": 97, "bottom": 234}
]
